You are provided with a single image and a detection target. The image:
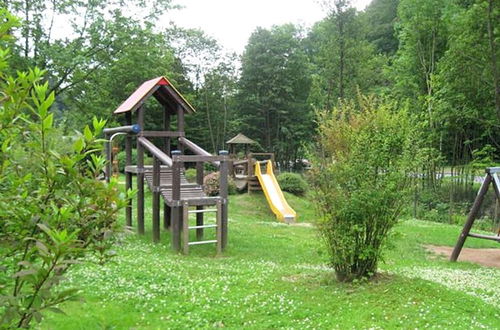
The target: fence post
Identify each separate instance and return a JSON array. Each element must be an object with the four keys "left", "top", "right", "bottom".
[
  {"left": 219, "top": 150, "right": 229, "bottom": 250},
  {"left": 171, "top": 150, "right": 182, "bottom": 252},
  {"left": 152, "top": 157, "right": 161, "bottom": 243}
]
